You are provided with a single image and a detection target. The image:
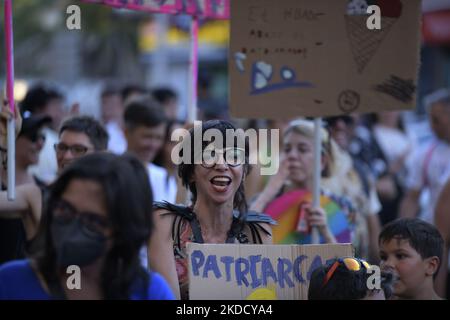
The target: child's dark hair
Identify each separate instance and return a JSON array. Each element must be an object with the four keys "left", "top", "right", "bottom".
[
  {"left": 379, "top": 218, "right": 444, "bottom": 277},
  {"left": 308, "top": 259, "right": 393, "bottom": 300}
]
